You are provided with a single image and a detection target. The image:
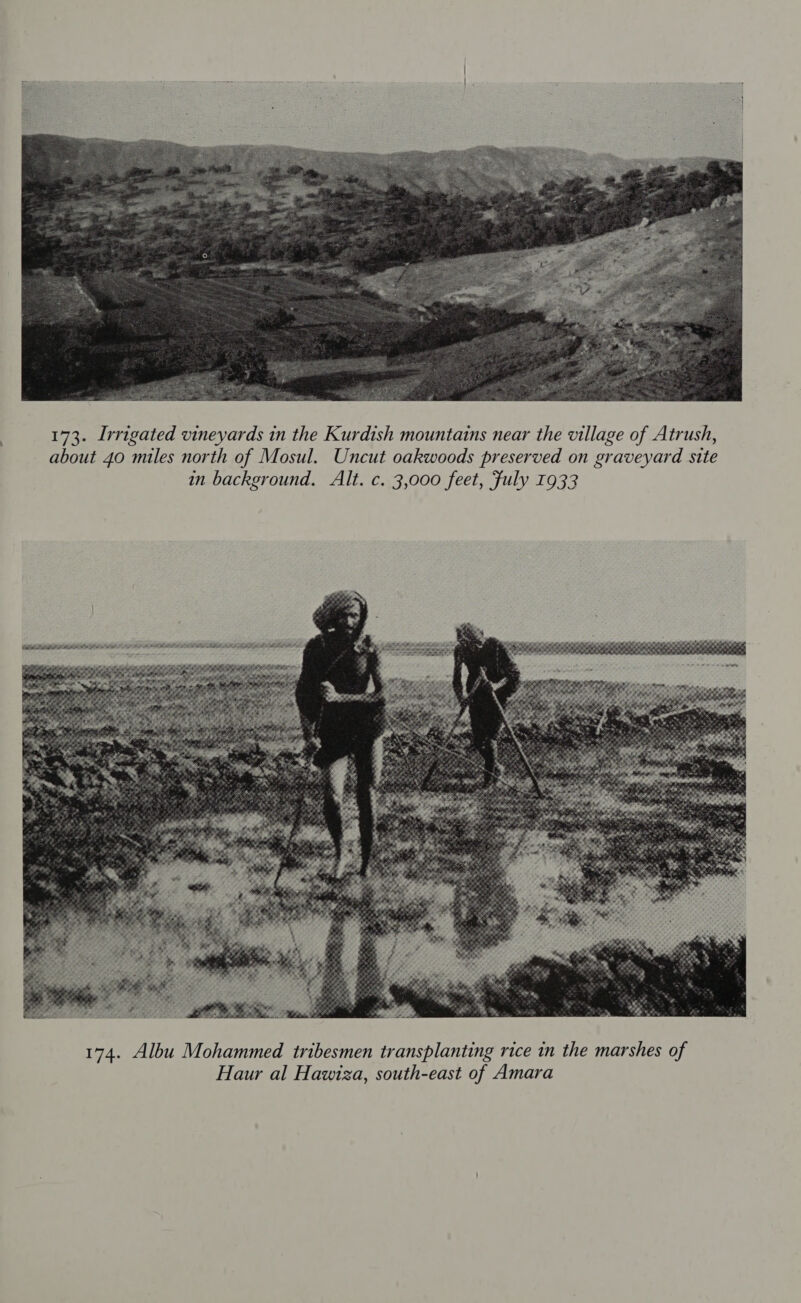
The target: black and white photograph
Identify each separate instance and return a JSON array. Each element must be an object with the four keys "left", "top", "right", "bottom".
[
  {"left": 22, "top": 82, "right": 742, "bottom": 402},
  {"left": 23, "top": 541, "right": 745, "bottom": 1019}
]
